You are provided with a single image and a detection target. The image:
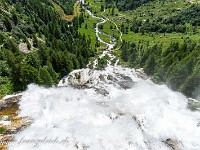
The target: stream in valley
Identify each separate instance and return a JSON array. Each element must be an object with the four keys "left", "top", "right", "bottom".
[{"left": 6, "top": 0, "right": 200, "bottom": 149}]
